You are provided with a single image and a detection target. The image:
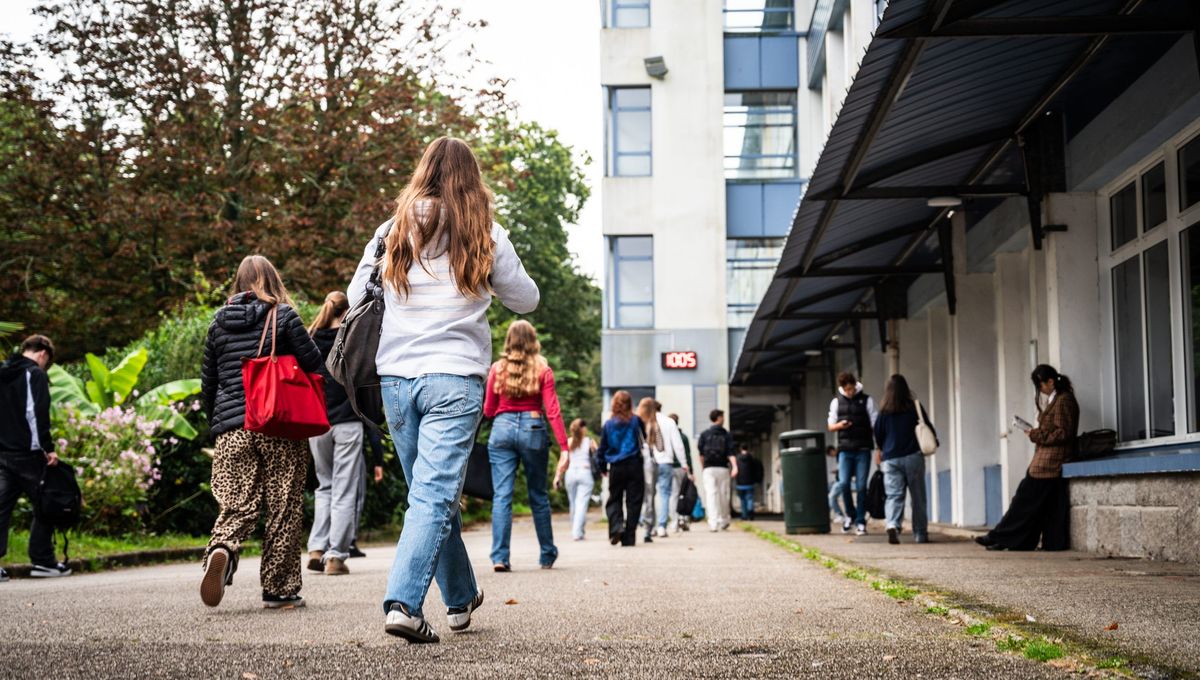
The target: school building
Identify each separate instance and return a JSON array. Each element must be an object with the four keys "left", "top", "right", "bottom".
[{"left": 599, "top": 0, "right": 1200, "bottom": 562}]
